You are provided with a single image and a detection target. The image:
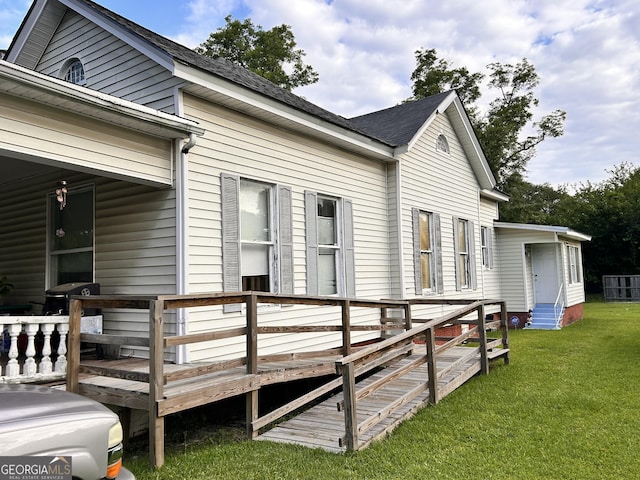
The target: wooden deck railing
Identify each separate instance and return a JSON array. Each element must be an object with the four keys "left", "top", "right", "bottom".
[
  {"left": 64, "top": 292, "right": 508, "bottom": 468},
  {"left": 335, "top": 298, "right": 509, "bottom": 451}
]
